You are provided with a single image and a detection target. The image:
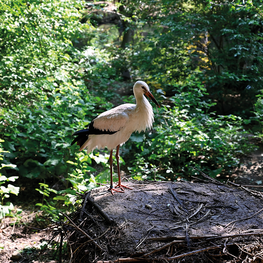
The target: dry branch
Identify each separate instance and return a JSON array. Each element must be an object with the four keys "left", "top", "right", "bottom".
[
  {"left": 147, "top": 232, "right": 263, "bottom": 243},
  {"left": 142, "top": 240, "right": 182, "bottom": 257},
  {"left": 191, "top": 167, "right": 225, "bottom": 185},
  {"left": 97, "top": 258, "right": 145, "bottom": 262},
  {"left": 227, "top": 181, "right": 263, "bottom": 198},
  {"left": 80, "top": 191, "right": 90, "bottom": 220},
  {"left": 166, "top": 244, "right": 228, "bottom": 261},
  {"left": 168, "top": 185, "right": 188, "bottom": 212},
  {"left": 224, "top": 207, "right": 263, "bottom": 228}
]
